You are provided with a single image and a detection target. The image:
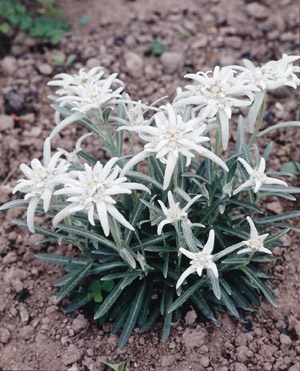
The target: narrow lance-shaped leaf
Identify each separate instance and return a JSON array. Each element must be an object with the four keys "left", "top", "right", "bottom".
[
  {"left": 240, "top": 266, "right": 277, "bottom": 307},
  {"left": 94, "top": 278, "right": 128, "bottom": 319},
  {"left": 162, "top": 288, "right": 173, "bottom": 342},
  {"left": 56, "top": 260, "right": 94, "bottom": 302},
  {"left": 169, "top": 277, "right": 206, "bottom": 313},
  {"left": 118, "top": 279, "right": 147, "bottom": 349}
]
